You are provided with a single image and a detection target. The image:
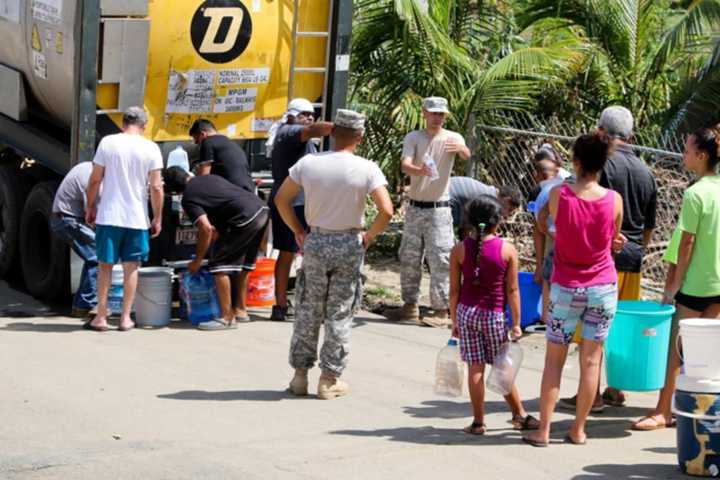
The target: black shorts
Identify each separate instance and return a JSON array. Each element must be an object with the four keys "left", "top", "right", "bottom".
[
  {"left": 269, "top": 203, "right": 307, "bottom": 253},
  {"left": 208, "top": 209, "right": 269, "bottom": 274},
  {"left": 675, "top": 291, "right": 720, "bottom": 312}
]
